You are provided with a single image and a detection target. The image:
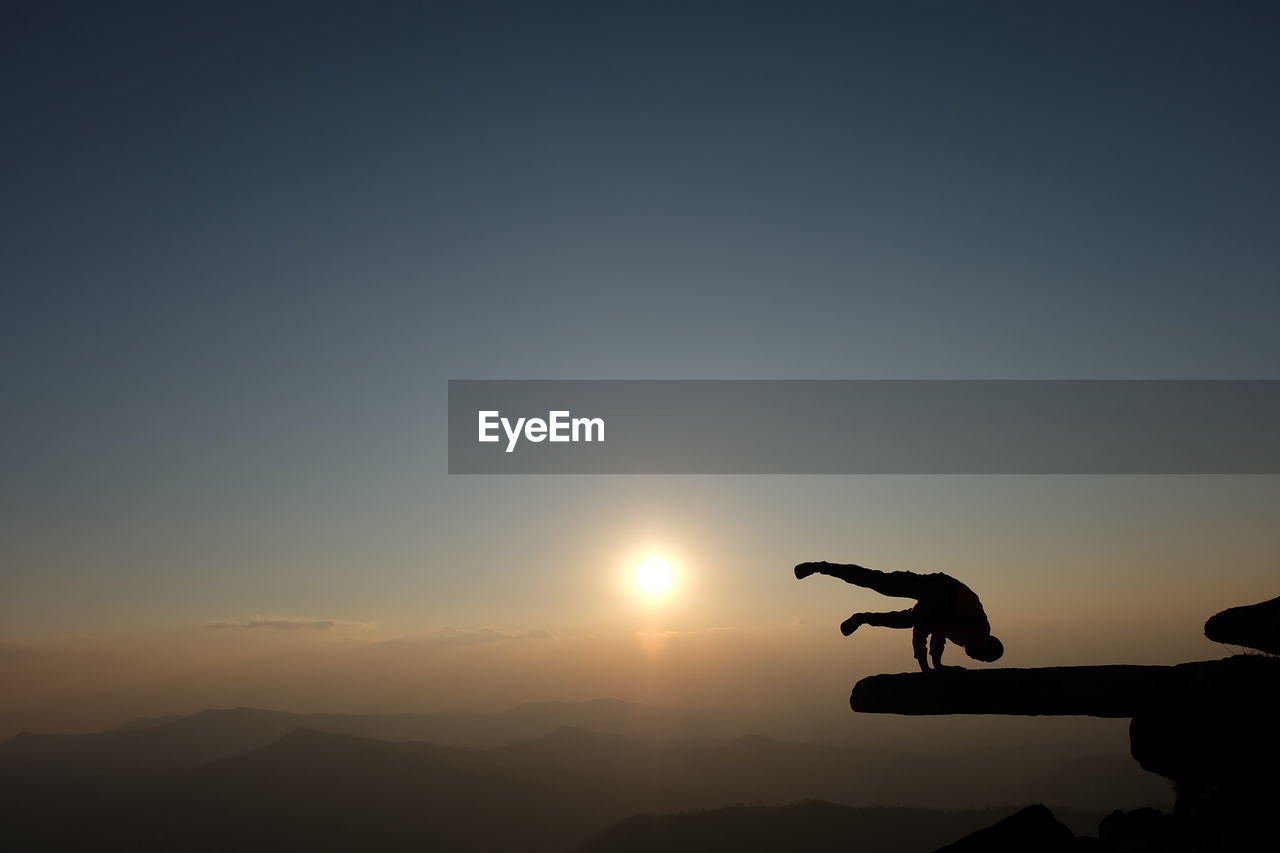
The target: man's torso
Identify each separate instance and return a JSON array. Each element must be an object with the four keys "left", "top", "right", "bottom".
[{"left": 911, "top": 573, "right": 990, "bottom": 642}]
